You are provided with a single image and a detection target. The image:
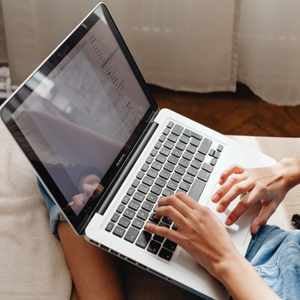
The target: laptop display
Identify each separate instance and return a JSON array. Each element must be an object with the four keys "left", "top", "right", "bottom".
[{"left": 1, "top": 5, "right": 157, "bottom": 229}]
